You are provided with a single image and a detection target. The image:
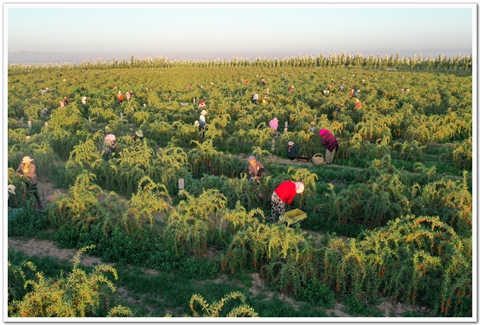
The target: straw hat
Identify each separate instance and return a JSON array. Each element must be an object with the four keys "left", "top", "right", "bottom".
[
  {"left": 194, "top": 121, "right": 200, "bottom": 126},
  {"left": 288, "top": 141, "right": 294, "bottom": 146},
  {"left": 135, "top": 130, "right": 143, "bottom": 137},
  {"left": 22, "top": 156, "right": 34, "bottom": 163},
  {"left": 8, "top": 184, "right": 16, "bottom": 195},
  {"left": 294, "top": 182, "right": 304, "bottom": 194},
  {"left": 201, "top": 110, "right": 207, "bottom": 115}
]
